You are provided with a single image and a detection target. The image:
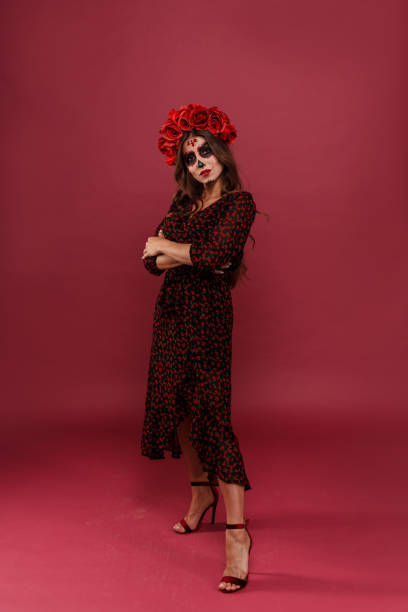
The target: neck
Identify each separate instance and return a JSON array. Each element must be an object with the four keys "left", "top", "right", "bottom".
[{"left": 202, "top": 176, "right": 222, "bottom": 201}]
